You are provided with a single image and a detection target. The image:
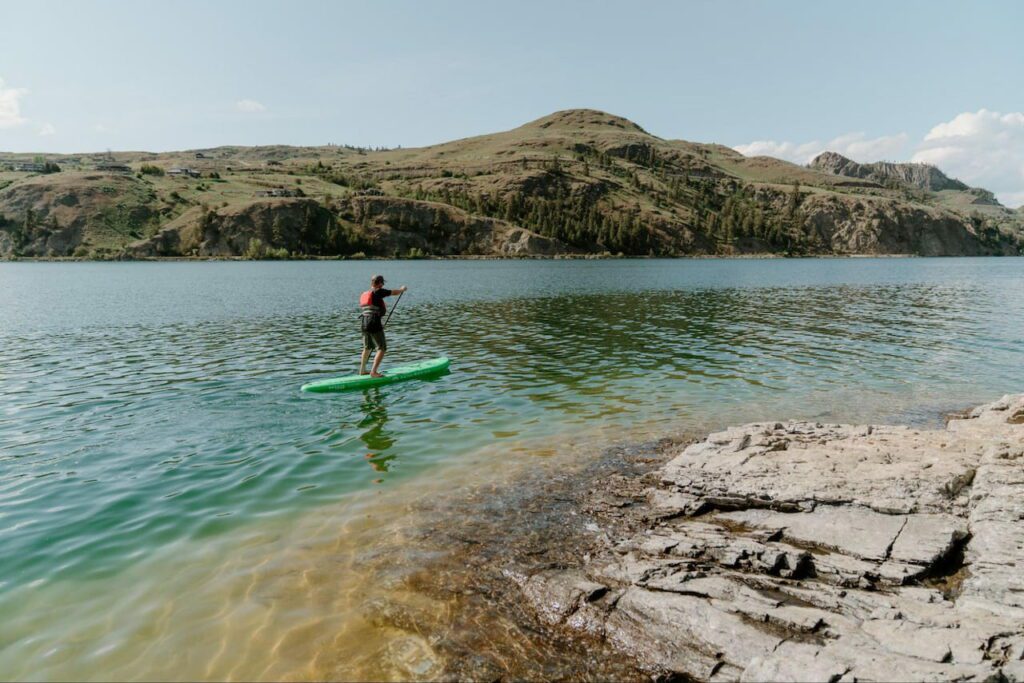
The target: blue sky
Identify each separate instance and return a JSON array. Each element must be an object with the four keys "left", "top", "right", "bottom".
[{"left": 2, "top": 0, "right": 1023, "bottom": 204}]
